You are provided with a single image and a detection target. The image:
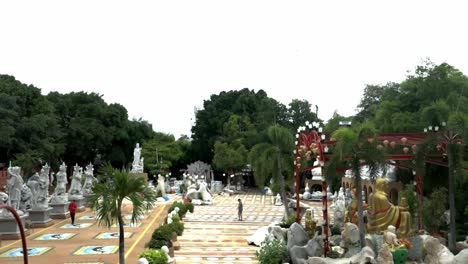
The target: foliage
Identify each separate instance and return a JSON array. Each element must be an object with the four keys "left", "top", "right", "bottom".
[
  {"left": 279, "top": 215, "right": 297, "bottom": 228},
  {"left": 168, "top": 221, "right": 184, "bottom": 236},
  {"left": 399, "top": 184, "right": 418, "bottom": 217},
  {"left": 422, "top": 187, "right": 448, "bottom": 233},
  {"left": 212, "top": 140, "right": 248, "bottom": 173},
  {"left": 255, "top": 238, "right": 289, "bottom": 264},
  {"left": 138, "top": 250, "right": 168, "bottom": 264},
  {"left": 151, "top": 224, "right": 174, "bottom": 242},
  {"left": 88, "top": 166, "right": 157, "bottom": 264},
  {"left": 168, "top": 201, "right": 189, "bottom": 218},
  {"left": 184, "top": 202, "right": 194, "bottom": 213},
  {"left": 145, "top": 238, "right": 172, "bottom": 249},
  {"left": 249, "top": 125, "right": 294, "bottom": 216}
]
